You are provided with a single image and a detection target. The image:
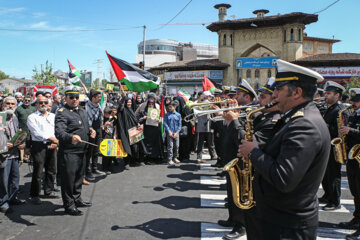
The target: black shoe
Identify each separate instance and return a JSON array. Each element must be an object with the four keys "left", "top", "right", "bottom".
[
  {"left": 9, "top": 197, "right": 26, "bottom": 205},
  {"left": 346, "top": 229, "right": 360, "bottom": 240},
  {"left": 64, "top": 207, "right": 83, "bottom": 216},
  {"left": 92, "top": 169, "right": 105, "bottom": 176},
  {"left": 43, "top": 192, "right": 60, "bottom": 199},
  {"left": 340, "top": 218, "right": 360, "bottom": 229},
  {"left": 29, "top": 196, "right": 42, "bottom": 205},
  {"left": 322, "top": 203, "right": 341, "bottom": 211},
  {"left": 318, "top": 196, "right": 329, "bottom": 204},
  {"left": 75, "top": 201, "right": 92, "bottom": 208},
  {"left": 224, "top": 202, "right": 229, "bottom": 208},
  {"left": 224, "top": 227, "right": 246, "bottom": 240},
  {"left": 218, "top": 219, "right": 234, "bottom": 227},
  {"left": 216, "top": 172, "right": 226, "bottom": 177},
  {"left": 85, "top": 173, "right": 95, "bottom": 181}
]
